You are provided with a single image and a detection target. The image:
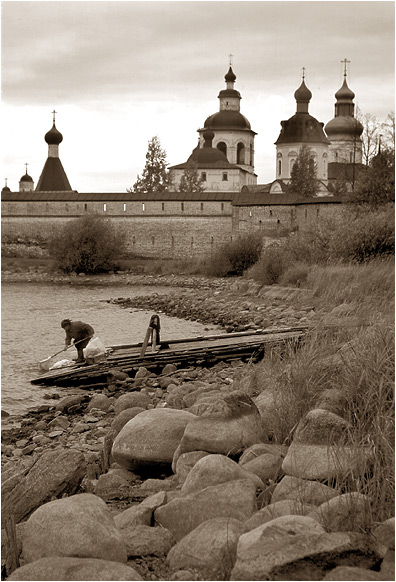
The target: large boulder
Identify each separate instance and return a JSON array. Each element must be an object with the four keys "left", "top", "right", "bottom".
[
  {"left": 21, "top": 493, "right": 127, "bottom": 564},
  {"left": 155, "top": 479, "right": 257, "bottom": 541},
  {"left": 282, "top": 409, "right": 373, "bottom": 480},
  {"left": 181, "top": 454, "right": 263, "bottom": 495},
  {"left": 2, "top": 448, "right": 86, "bottom": 524},
  {"left": 111, "top": 408, "right": 146, "bottom": 435},
  {"left": 244, "top": 499, "right": 317, "bottom": 532},
  {"left": 308, "top": 492, "right": 373, "bottom": 532},
  {"left": 113, "top": 392, "right": 151, "bottom": 415},
  {"left": 240, "top": 453, "right": 283, "bottom": 483},
  {"left": 178, "top": 391, "right": 265, "bottom": 456},
  {"left": 167, "top": 517, "right": 246, "bottom": 579},
  {"left": 272, "top": 475, "right": 340, "bottom": 505},
  {"left": 231, "top": 518, "right": 381, "bottom": 581},
  {"left": 323, "top": 565, "right": 386, "bottom": 580},
  {"left": 7, "top": 557, "right": 143, "bottom": 581},
  {"left": 112, "top": 408, "right": 195, "bottom": 471},
  {"left": 173, "top": 451, "right": 210, "bottom": 484},
  {"left": 121, "top": 525, "right": 175, "bottom": 557}
]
